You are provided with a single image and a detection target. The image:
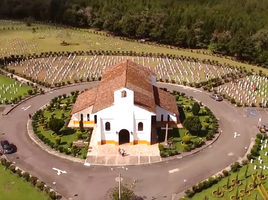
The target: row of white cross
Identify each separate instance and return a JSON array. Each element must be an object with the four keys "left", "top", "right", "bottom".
[
  {"left": 10, "top": 55, "right": 237, "bottom": 85},
  {"left": 216, "top": 75, "right": 268, "bottom": 105}
]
